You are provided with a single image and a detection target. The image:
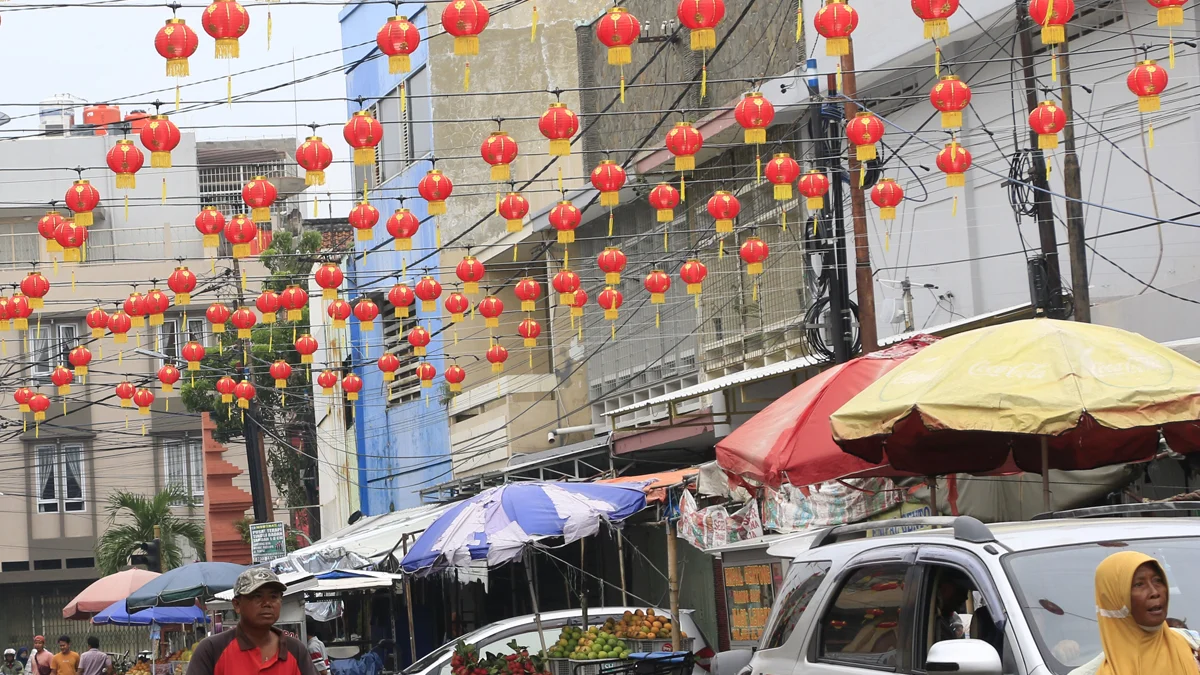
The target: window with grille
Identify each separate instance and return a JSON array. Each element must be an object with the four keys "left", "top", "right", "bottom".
[
  {"left": 28, "top": 323, "right": 78, "bottom": 379},
  {"left": 163, "top": 437, "right": 204, "bottom": 505},
  {"left": 368, "top": 66, "right": 431, "bottom": 190},
  {"left": 35, "top": 443, "right": 85, "bottom": 513},
  {"left": 381, "top": 308, "right": 421, "bottom": 405},
  {"left": 199, "top": 161, "right": 290, "bottom": 217}
]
